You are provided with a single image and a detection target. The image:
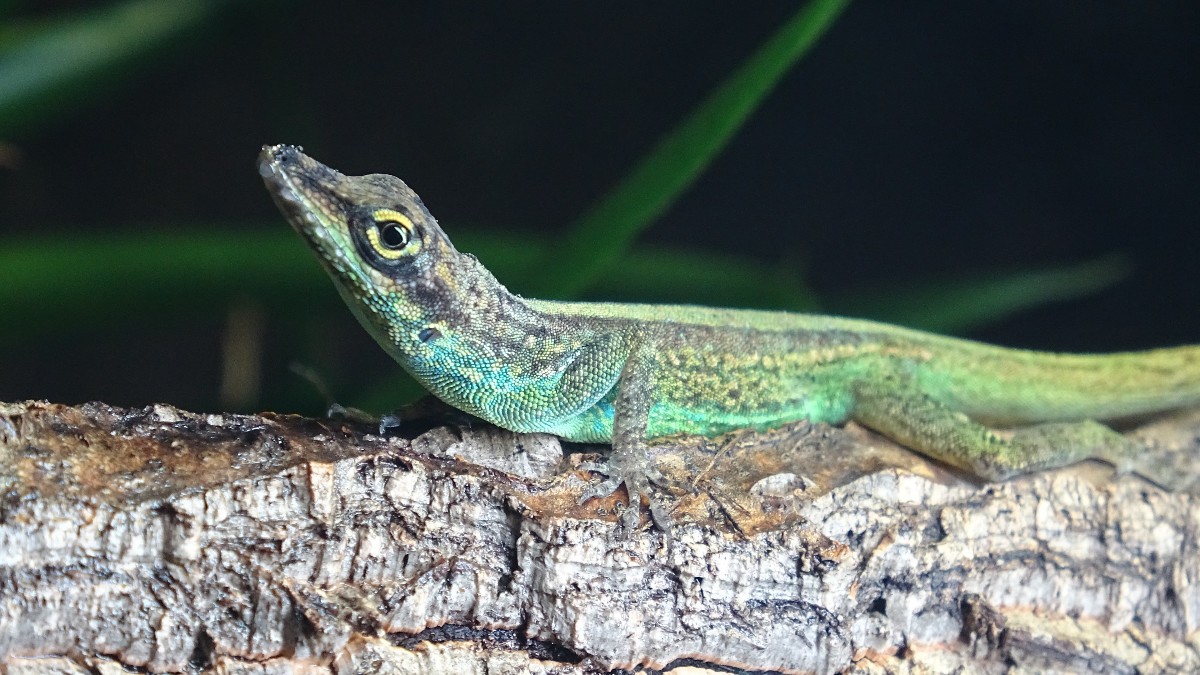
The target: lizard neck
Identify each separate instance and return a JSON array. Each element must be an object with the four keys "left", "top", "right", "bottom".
[
  {"left": 370, "top": 255, "right": 616, "bottom": 424},
  {"left": 355, "top": 250, "right": 552, "bottom": 378}
]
